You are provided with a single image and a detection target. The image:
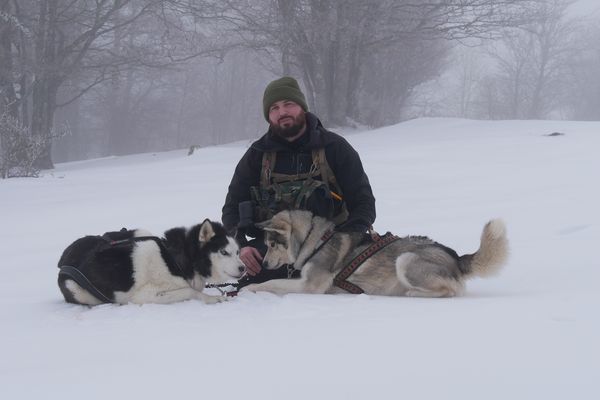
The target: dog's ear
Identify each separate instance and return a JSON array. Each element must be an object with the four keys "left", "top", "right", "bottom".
[
  {"left": 255, "top": 220, "right": 287, "bottom": 235},
  {"left": 198, "top": 219, "right": 215, "bottom": 244},
  {"left": 263, "top": 227, "right": 288, "bottom": 235},
  {"left": 255, "top": 220, "right": 283, "bottom": 234},
  {"left": 254, "top": 220, "right": 270, "bottom": 230}
]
